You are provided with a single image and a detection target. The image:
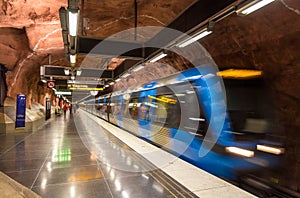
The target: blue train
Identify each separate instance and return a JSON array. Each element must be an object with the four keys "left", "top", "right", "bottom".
[{"left": 82, "top": 66, "right": 284, "bottom": 182}]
